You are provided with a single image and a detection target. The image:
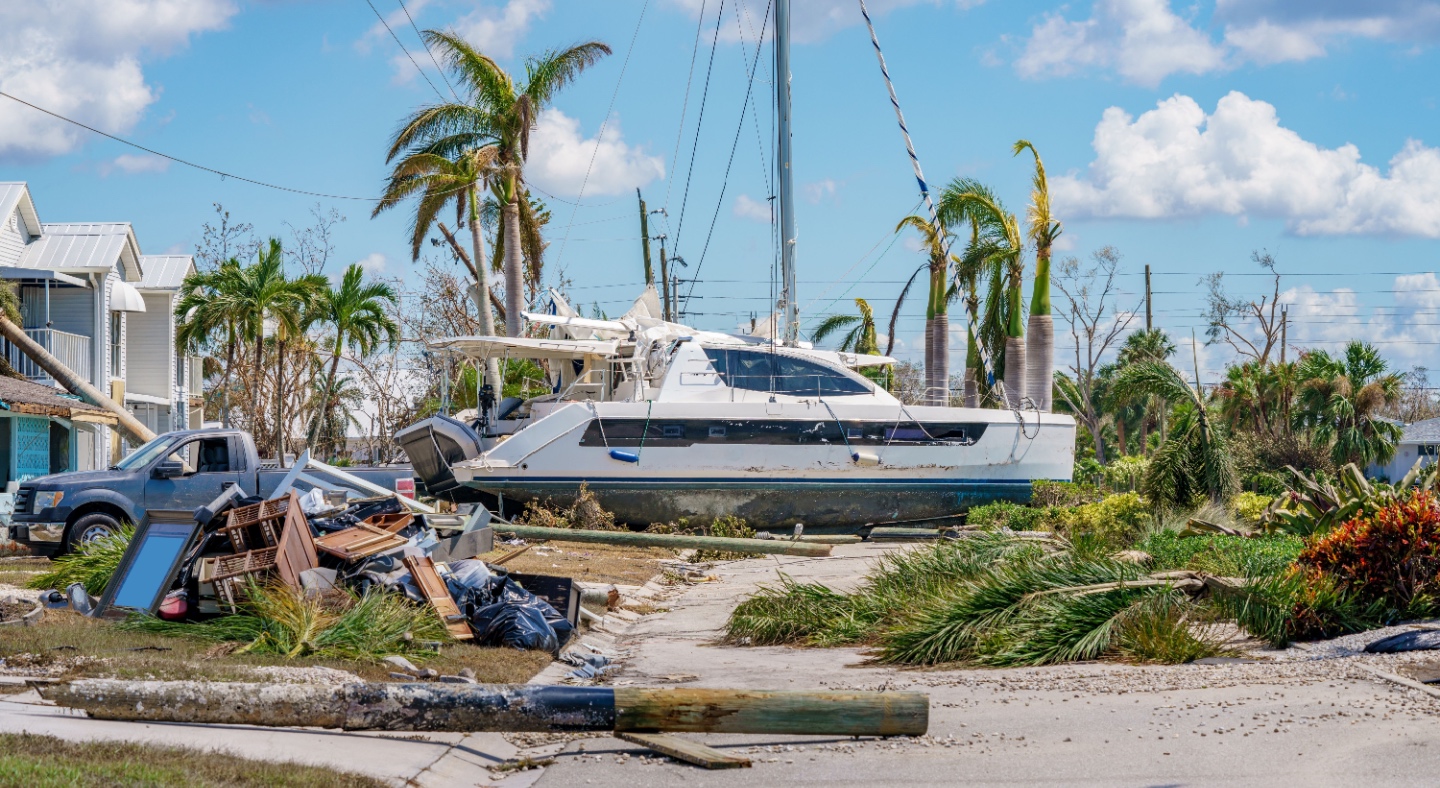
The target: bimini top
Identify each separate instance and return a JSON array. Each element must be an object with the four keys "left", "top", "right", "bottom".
[{"left": 430, "top": 335, "right": 621, "bottom": 362}]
